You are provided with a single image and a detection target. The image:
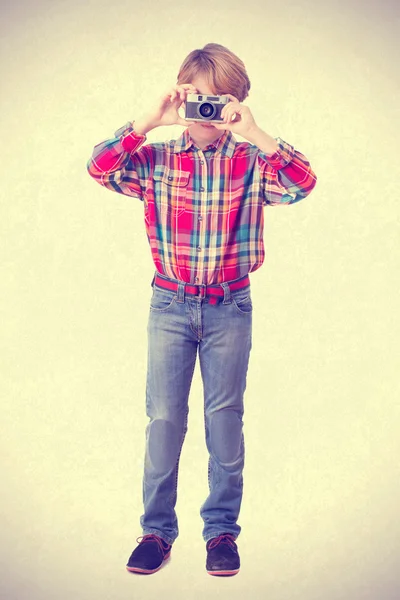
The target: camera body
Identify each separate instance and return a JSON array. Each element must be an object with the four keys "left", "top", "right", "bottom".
[{"left": 184, "top": 93, "right": 230, "bottom": 123}]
